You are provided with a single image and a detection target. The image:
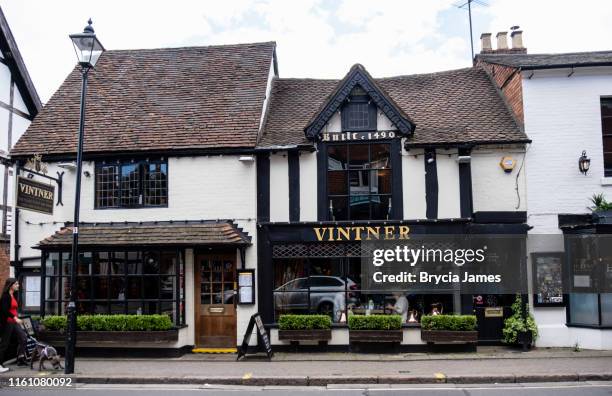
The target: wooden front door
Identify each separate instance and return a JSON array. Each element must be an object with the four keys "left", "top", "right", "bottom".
[{"left": 195, "top": 252, "right": 237, "bottom": 348}]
